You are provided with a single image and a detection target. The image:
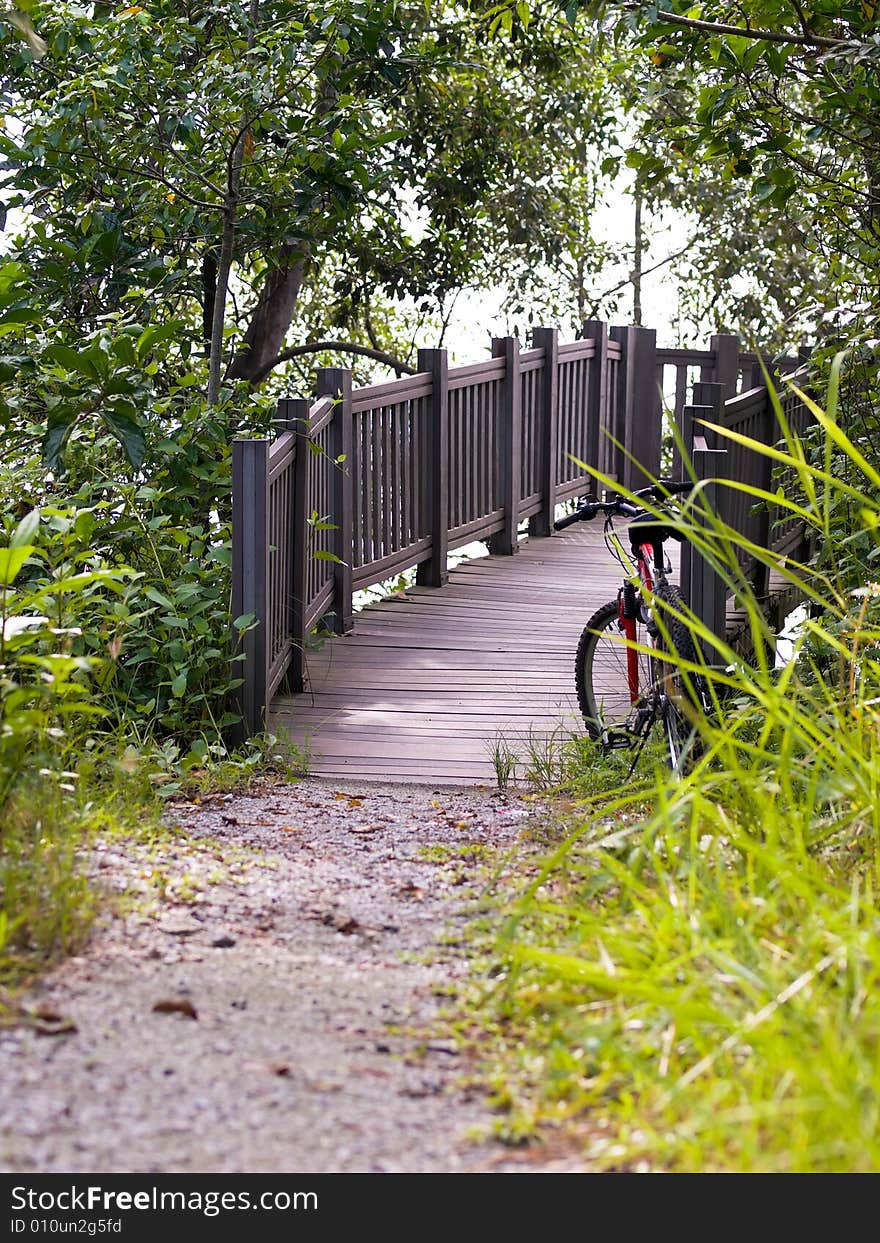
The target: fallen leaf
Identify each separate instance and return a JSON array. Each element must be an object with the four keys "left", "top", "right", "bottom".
[
  {"left": 152, "top": 997, "right": 198, "bottom": 1020},
  {"left": 34, "top": 1018, "right": 78, "bottom": 1037},
  {"left": 211, "top": 935, "right": 236, "bottom": 948},
  {"left": 396, "top": 882, "right": 425, "bottom": 900},
  {"left": 320, "top": 911, "right": 360, "bottom": 934},
  {"left": 349, "top": 823, "right": 382, "bottom": 835},
  {"left": 242, "top": 1059, "right": 291, "bottom": 1076},
  {"left": 347, "top": 798, "right": 363, "bottom": 808}
]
